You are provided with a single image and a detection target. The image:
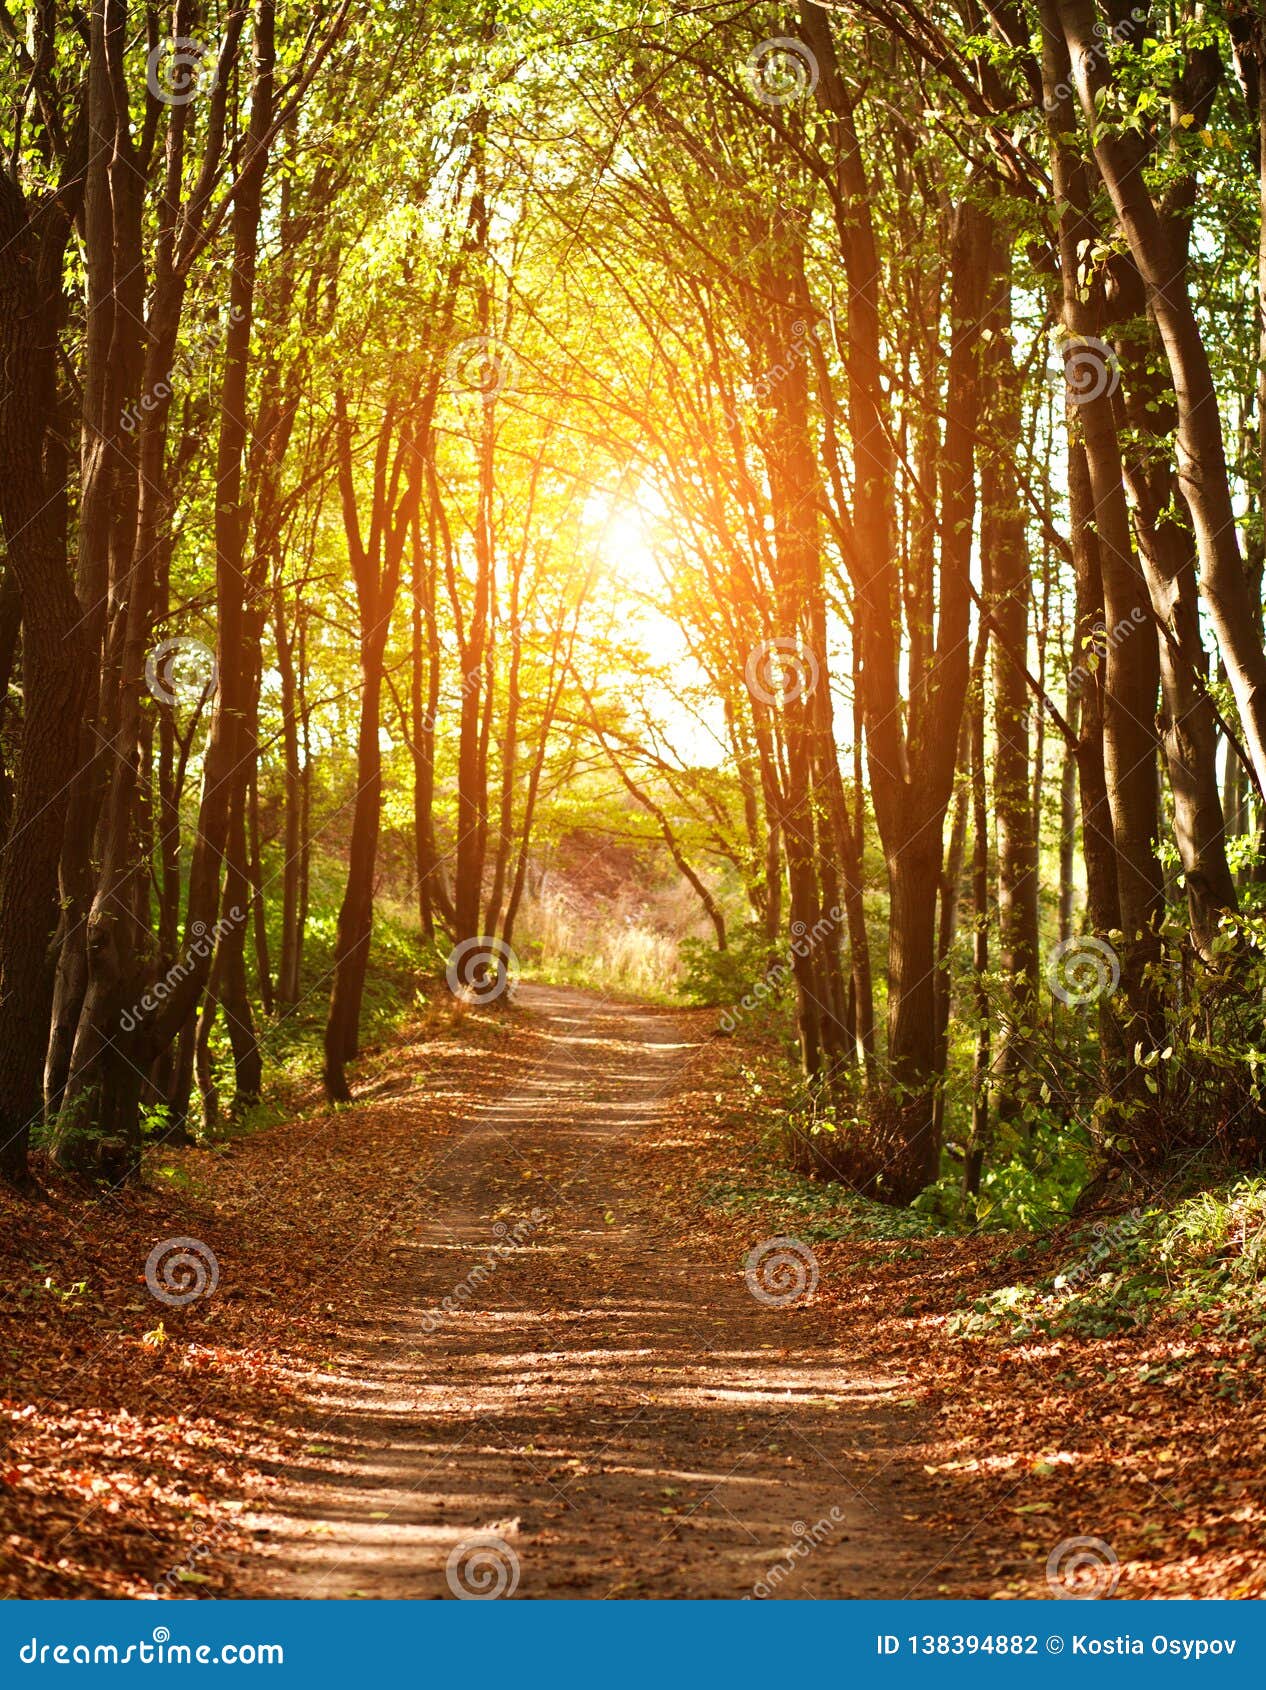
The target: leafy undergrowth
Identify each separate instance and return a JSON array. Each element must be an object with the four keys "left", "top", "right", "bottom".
[
  {"left": 704, "top": 1170, "right": 938, "bottom": 1242},
  {"left": 680, "top": 1039, "right": 1266, "bottom": 1599},
  {"left": 954, "top": 1177, "right": 1266, "bottom": 1342},
  {"left": 226, "top": 871, "right": 442, "bottom": 1101},
  {"left": 0, "top": 1001, "right": 519, "bottom": 1598}
]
